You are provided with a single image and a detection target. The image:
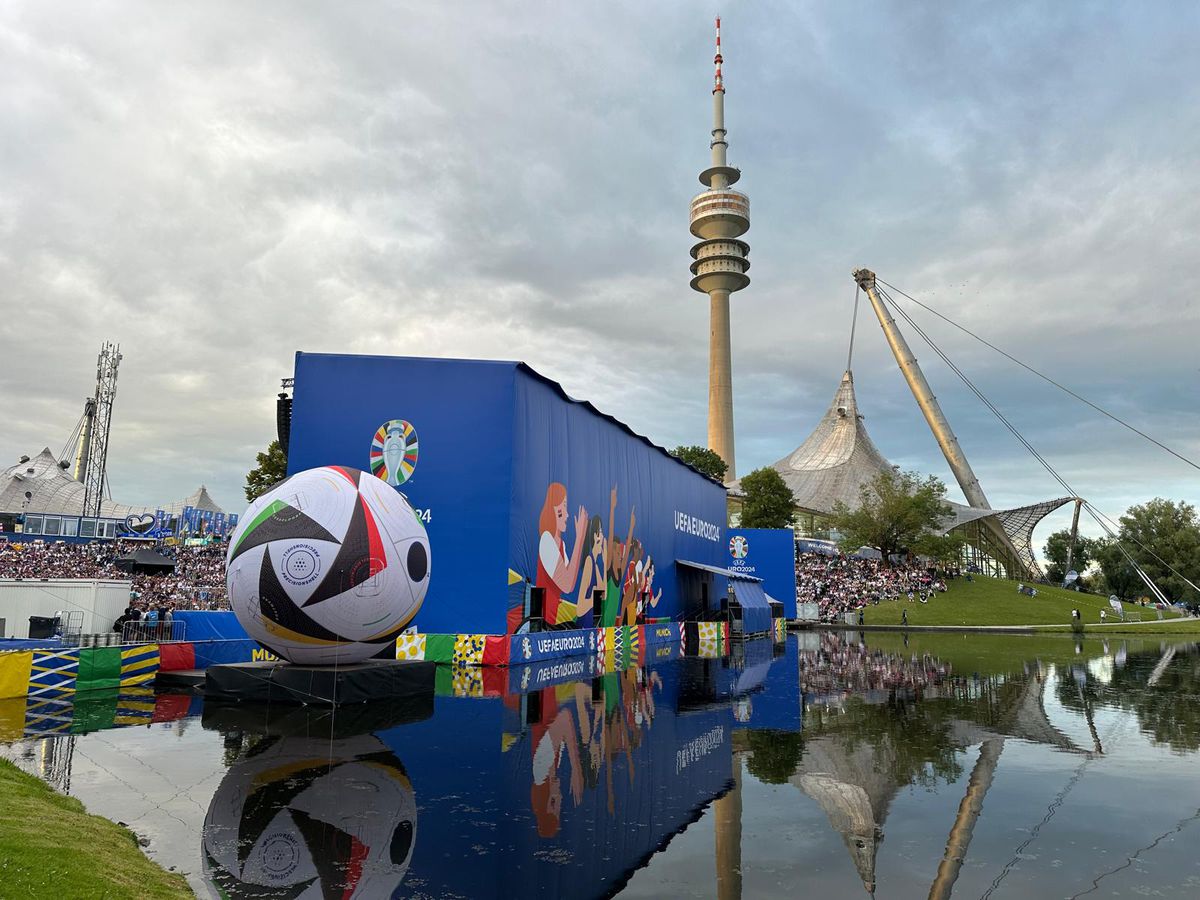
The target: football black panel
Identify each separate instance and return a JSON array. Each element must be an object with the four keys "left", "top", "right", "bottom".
[
  {"left": 290, "top": 808, "right": 359, "bottom": 900},
  {"left": 259, "top": 547, "right": 349, "bottom": 643},
  {"left": 406, "top": 542, "right": 428, "bottom": 582},
  {"left": 302, "top": 495, "right": 379, "bottom": 608},
  {"left": 230, "top": 503, "right": 341, "bottom": 564}
]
